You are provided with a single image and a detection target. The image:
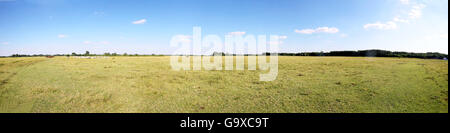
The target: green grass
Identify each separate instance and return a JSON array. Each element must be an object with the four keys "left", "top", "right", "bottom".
[{"left": 0, "top": 56, "right": 447, "bottom": 113}]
